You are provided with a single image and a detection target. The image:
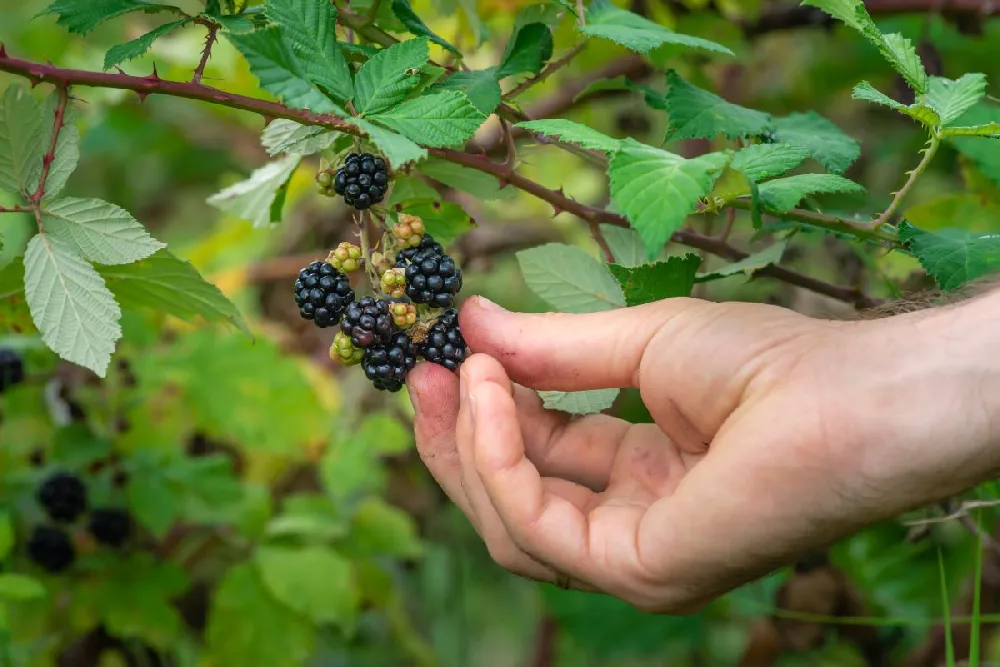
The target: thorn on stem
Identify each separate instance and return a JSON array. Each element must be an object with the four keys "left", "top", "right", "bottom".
[
  {"left": 0, "top": 44, "right": 6, "bottom": 58},
  {"left": 136, "top": 90, "right": 149, "bottom": 103},
  {"left": 147, "top": 64, "right": 160, "bottom": 81}
]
